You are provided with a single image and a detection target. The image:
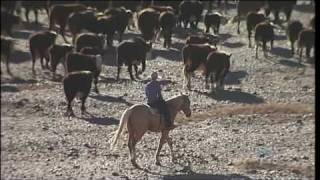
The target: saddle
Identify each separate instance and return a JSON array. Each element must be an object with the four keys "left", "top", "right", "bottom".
[{"left": 145, "top": 104, "right": 160, "bottom": 116}]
